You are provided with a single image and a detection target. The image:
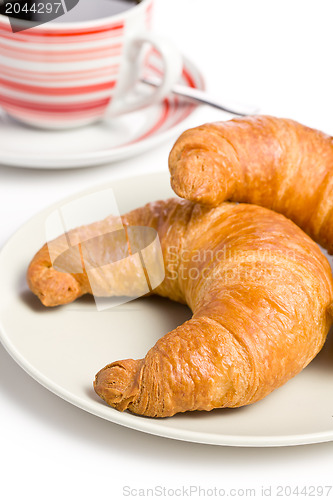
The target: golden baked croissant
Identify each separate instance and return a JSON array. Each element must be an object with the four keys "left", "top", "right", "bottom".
[
  {"left": 27, "top": 198, "right": 333, "bottom": 417},
  {"left": 169, "top": 115, "right": 333, "bottom": 253}
]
